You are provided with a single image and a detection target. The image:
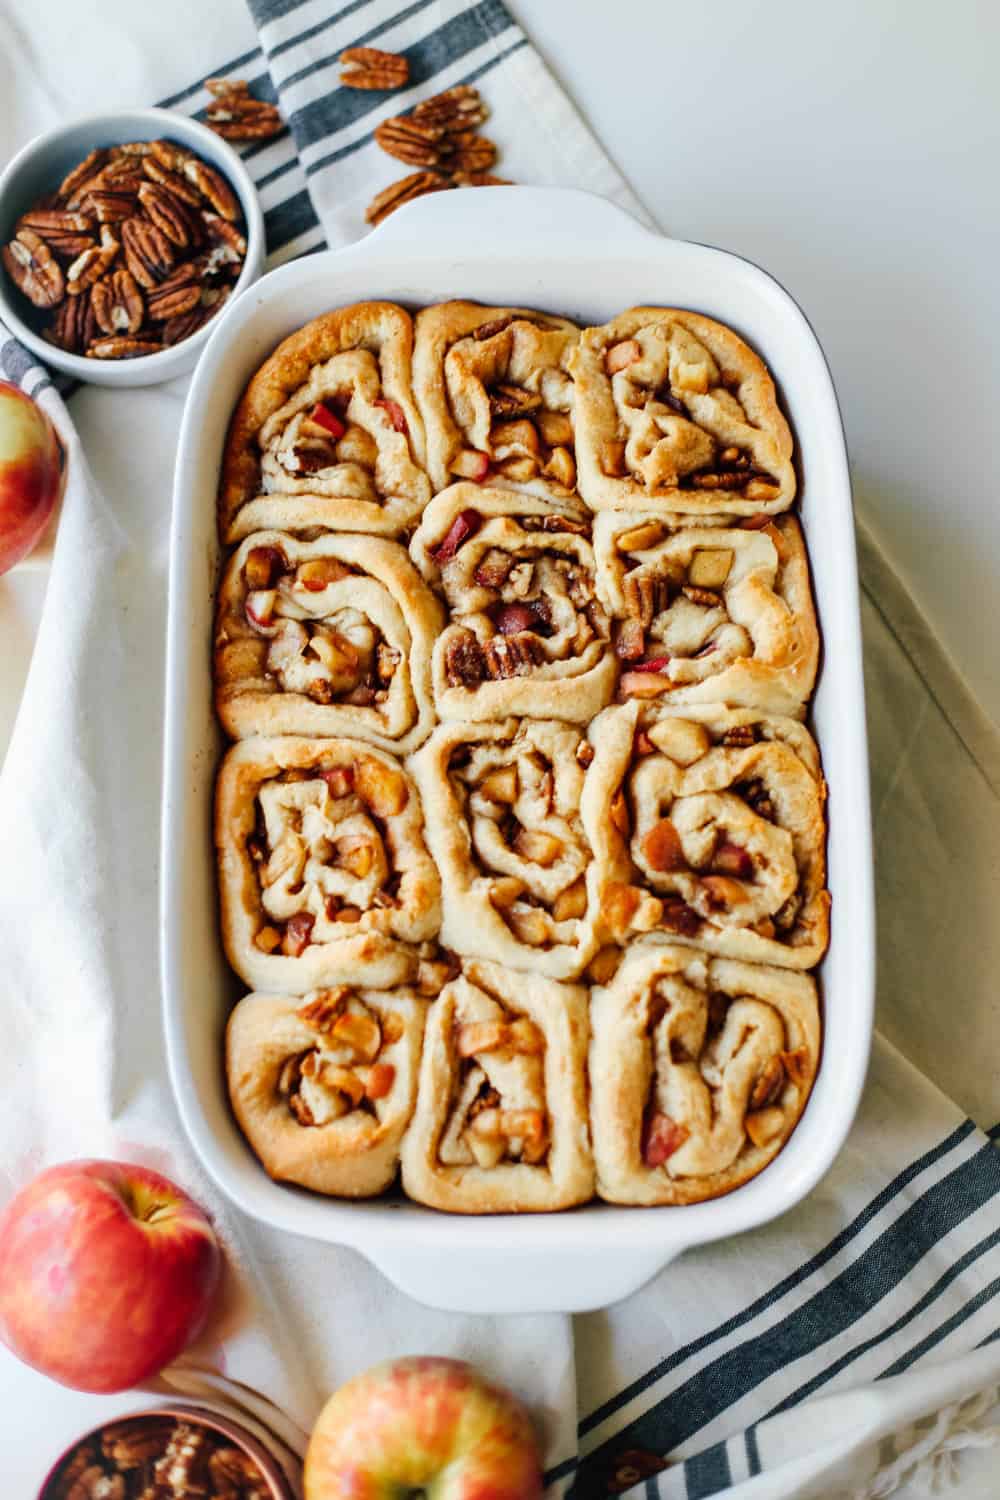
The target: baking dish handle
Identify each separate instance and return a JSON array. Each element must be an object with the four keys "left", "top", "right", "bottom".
[
  {"left": 363, "top": 184, "right": 660, "bottom": 259},
  {"left": 367, "top": 1240, "right": 681, "bottom": 1315}
]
